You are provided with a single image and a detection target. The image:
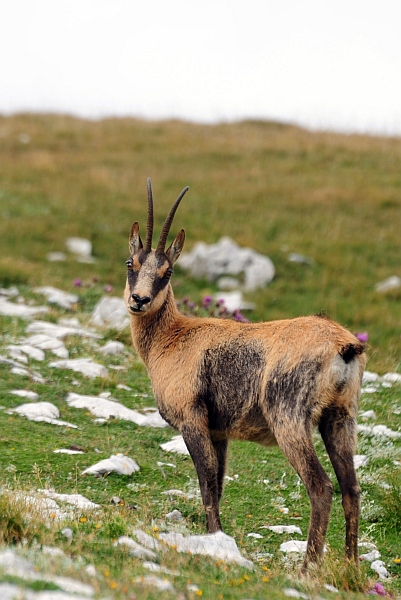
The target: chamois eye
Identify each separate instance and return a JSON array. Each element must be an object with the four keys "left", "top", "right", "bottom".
[
  {"left": 163, "top": 269, "right": 173, "bottom": 280},
  {"left": 126, "top": 259, "right": 133, "bottom": 270}
]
